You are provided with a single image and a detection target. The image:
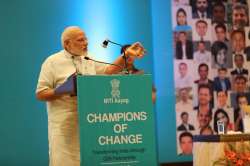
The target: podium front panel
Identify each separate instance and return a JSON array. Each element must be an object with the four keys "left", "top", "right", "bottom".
[{"left": 77, "top": 74, "right": 158, "bottom": 166}]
